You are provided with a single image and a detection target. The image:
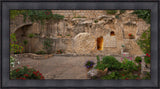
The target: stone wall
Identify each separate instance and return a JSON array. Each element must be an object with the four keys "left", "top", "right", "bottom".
[
  {"left": 52, "top": 10, "right": 106, "bottom": 18},
  {"left": 10, "top": 10, "right": 150, "bottom": 56}
]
